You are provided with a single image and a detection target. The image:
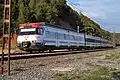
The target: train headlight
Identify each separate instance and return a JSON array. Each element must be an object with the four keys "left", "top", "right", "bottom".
[
  {"left": 32, "top": 41, "right": 36, "bottom": 45},
  {"left": 32, "top": 41, "right": 36, "bottom": 43}
]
